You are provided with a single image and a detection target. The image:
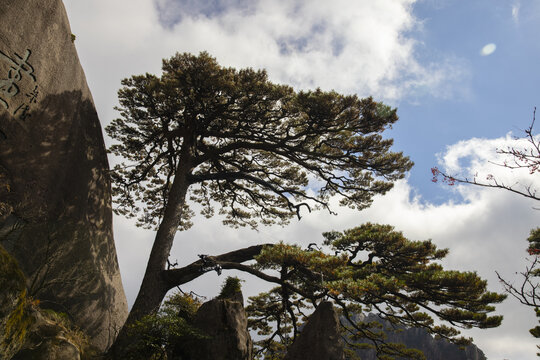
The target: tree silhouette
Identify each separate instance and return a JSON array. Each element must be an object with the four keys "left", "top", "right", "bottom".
[{"left": 106, "top": 52, "right": 413, "bottom": 354}]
